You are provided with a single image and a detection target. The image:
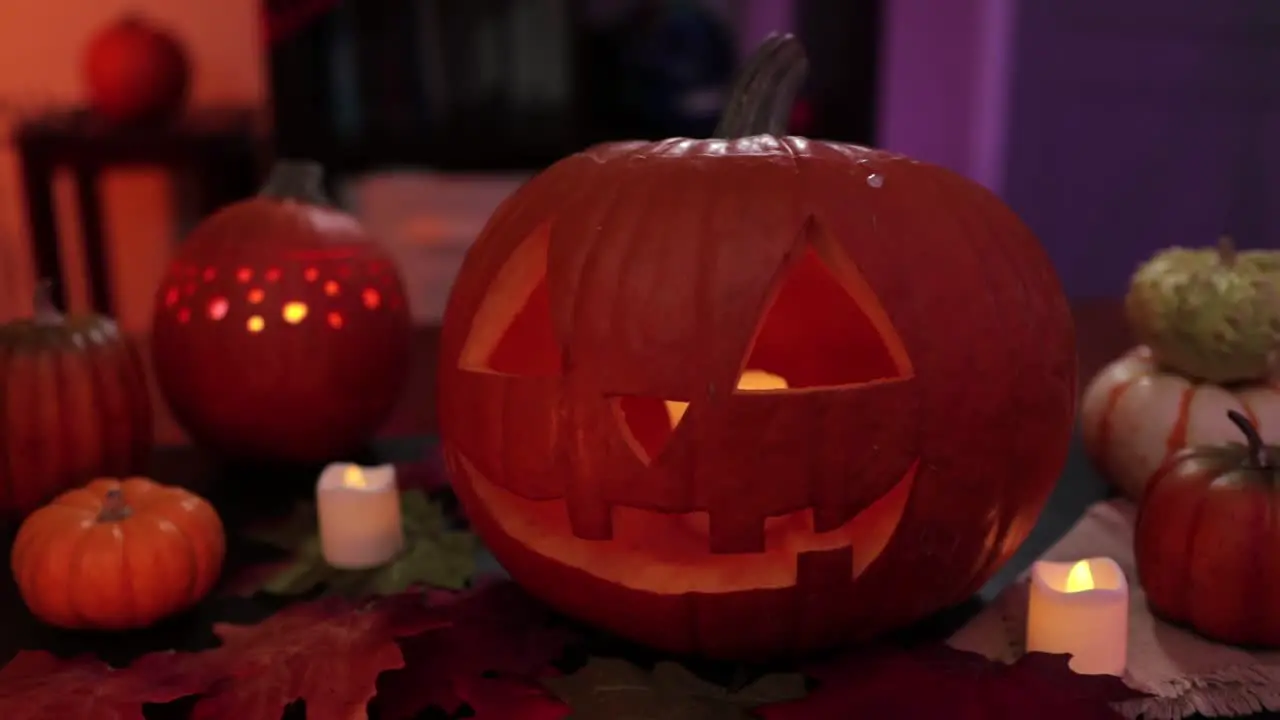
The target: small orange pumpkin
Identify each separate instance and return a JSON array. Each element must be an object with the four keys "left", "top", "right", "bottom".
[{"left": 10, "top": 477, "right": 225, "bottom": 630}]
